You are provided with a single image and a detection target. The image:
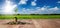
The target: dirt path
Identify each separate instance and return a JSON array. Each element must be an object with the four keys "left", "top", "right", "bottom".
[
  {"left": 0, "top": 19, "right": 60, "bottom": 28},
  {"left": 36, "top": 19, "right": 60, "bottom": 28},
  {"left": 32, "top": 19, "right": 42, "bottom": 28}
]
